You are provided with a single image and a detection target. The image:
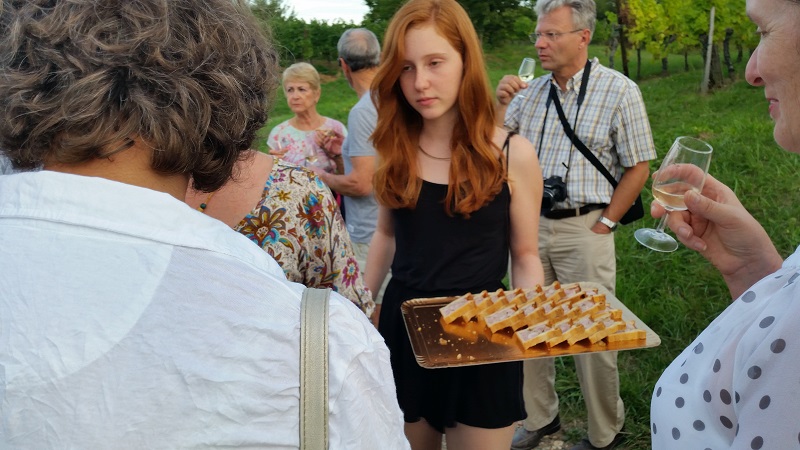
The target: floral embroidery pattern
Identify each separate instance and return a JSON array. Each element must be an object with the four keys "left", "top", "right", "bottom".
[
  {"left": 342, "top": 257, "right": 359, "bottom": 289},
  {"left": 298, "top": 192, "right": 325, "bottom": 239},
  {"left": 234, "top": 159, "right": 374, "bottom": 316}
]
